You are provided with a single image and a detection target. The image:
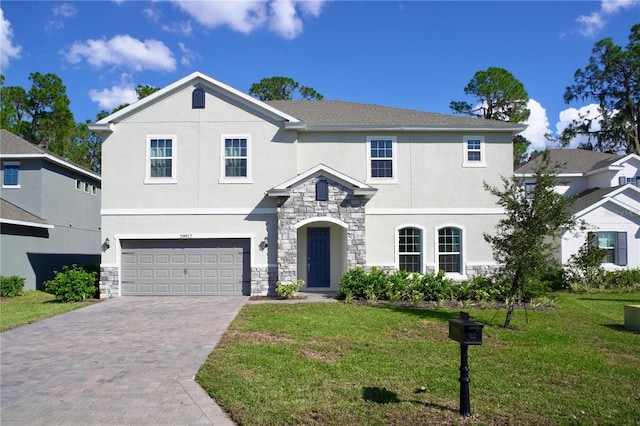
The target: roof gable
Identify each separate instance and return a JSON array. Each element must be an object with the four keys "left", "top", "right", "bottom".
[
  {"left": 89, "top": 71, "right": 301, "bottom": 131},
  {"left": 0, "top": 198, "right": 53, "bottom": 229},
  {"left": 572, "top": 184, "right": 640, "bottom": 218},
  {"left": 267, "top": 164, "right": 377, "bottom": 198}
]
